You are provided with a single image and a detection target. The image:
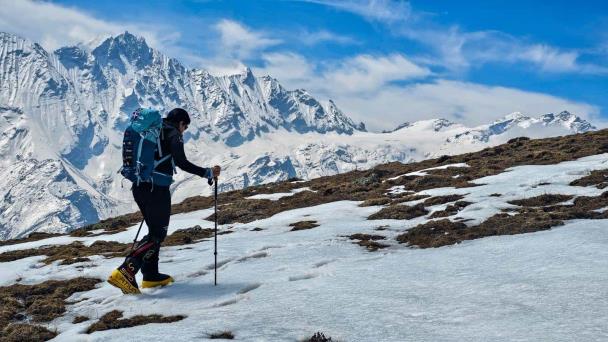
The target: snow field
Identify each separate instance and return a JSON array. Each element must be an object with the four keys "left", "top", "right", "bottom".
[{"left": 1, "top": 154, "right": 607, "bottom": 340}]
